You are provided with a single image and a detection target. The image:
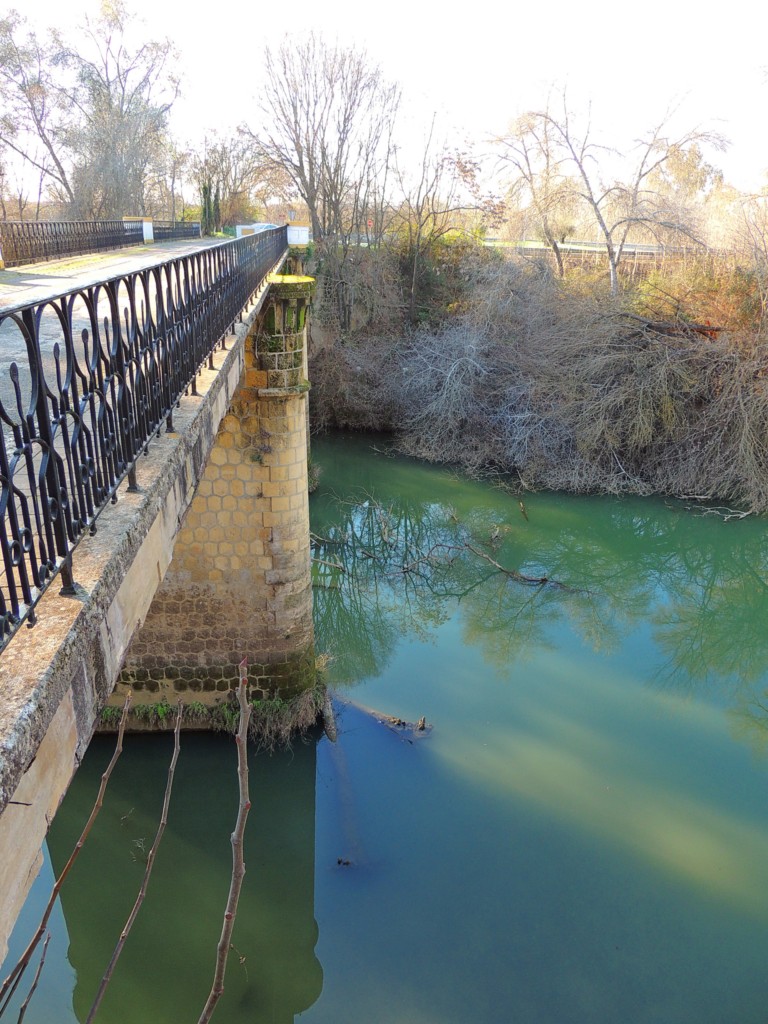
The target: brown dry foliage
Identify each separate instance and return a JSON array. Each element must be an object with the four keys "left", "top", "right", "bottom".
[
  {"left": 310, "top": 253, "right": 768, "bottom": 512},
  {"left": 247, "top": 686, "right": 325, "bottom": 752}
]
